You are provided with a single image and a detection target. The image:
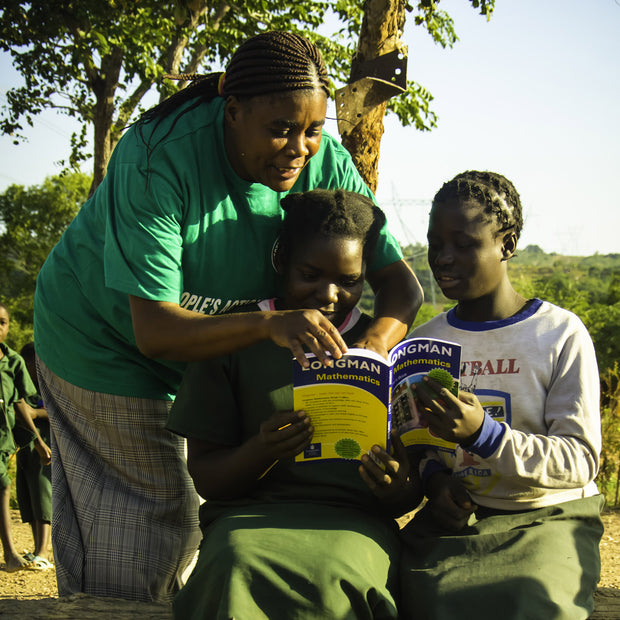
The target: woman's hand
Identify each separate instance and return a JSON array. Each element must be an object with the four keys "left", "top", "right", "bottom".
[
  {"left": 413, "top": 377, "right": 485, "bottom": 445},
  {"left": 359, "top": 431, "right": 423, "bottom": 514},
  {"left": 128, "top": 297, "right": 347, "bottom": 367},
  {"left": 265, "top": 310, "right": 347, "bottom": 368},
  {"left": 425, "top": 471, "right": 477, "bottom": 531}
]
